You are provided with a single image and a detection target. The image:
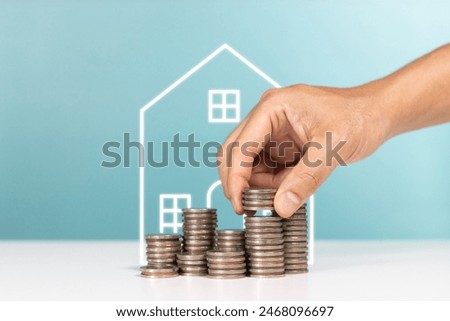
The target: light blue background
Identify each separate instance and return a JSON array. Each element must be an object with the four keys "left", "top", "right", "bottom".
[{"left": 1, "top": 0, "right": 449, "bottom": 239}]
